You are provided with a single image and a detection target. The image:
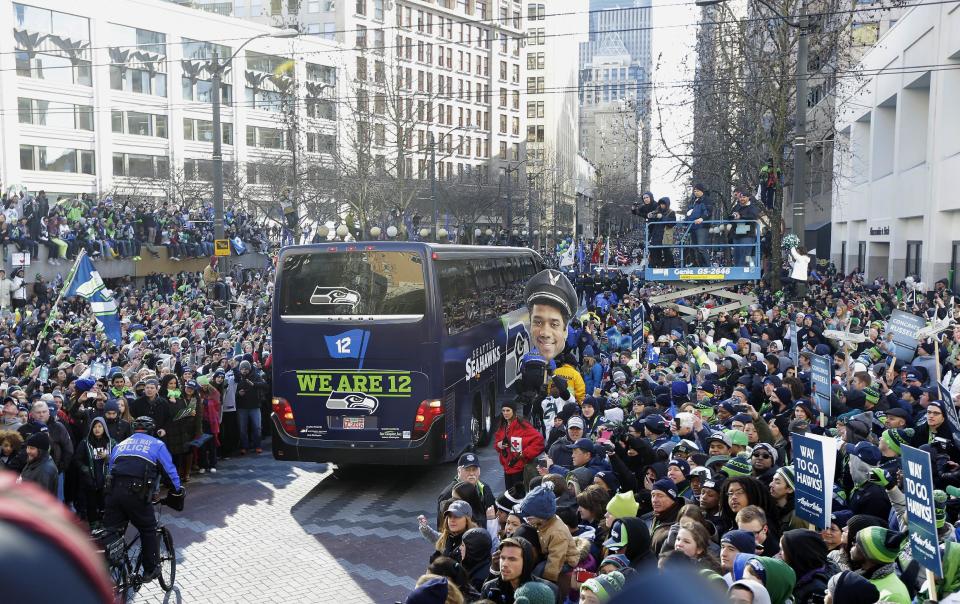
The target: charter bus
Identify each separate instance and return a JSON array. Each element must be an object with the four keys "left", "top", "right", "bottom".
[{"left": 270, "top": 242, "right": 545, "bottom": 465}]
